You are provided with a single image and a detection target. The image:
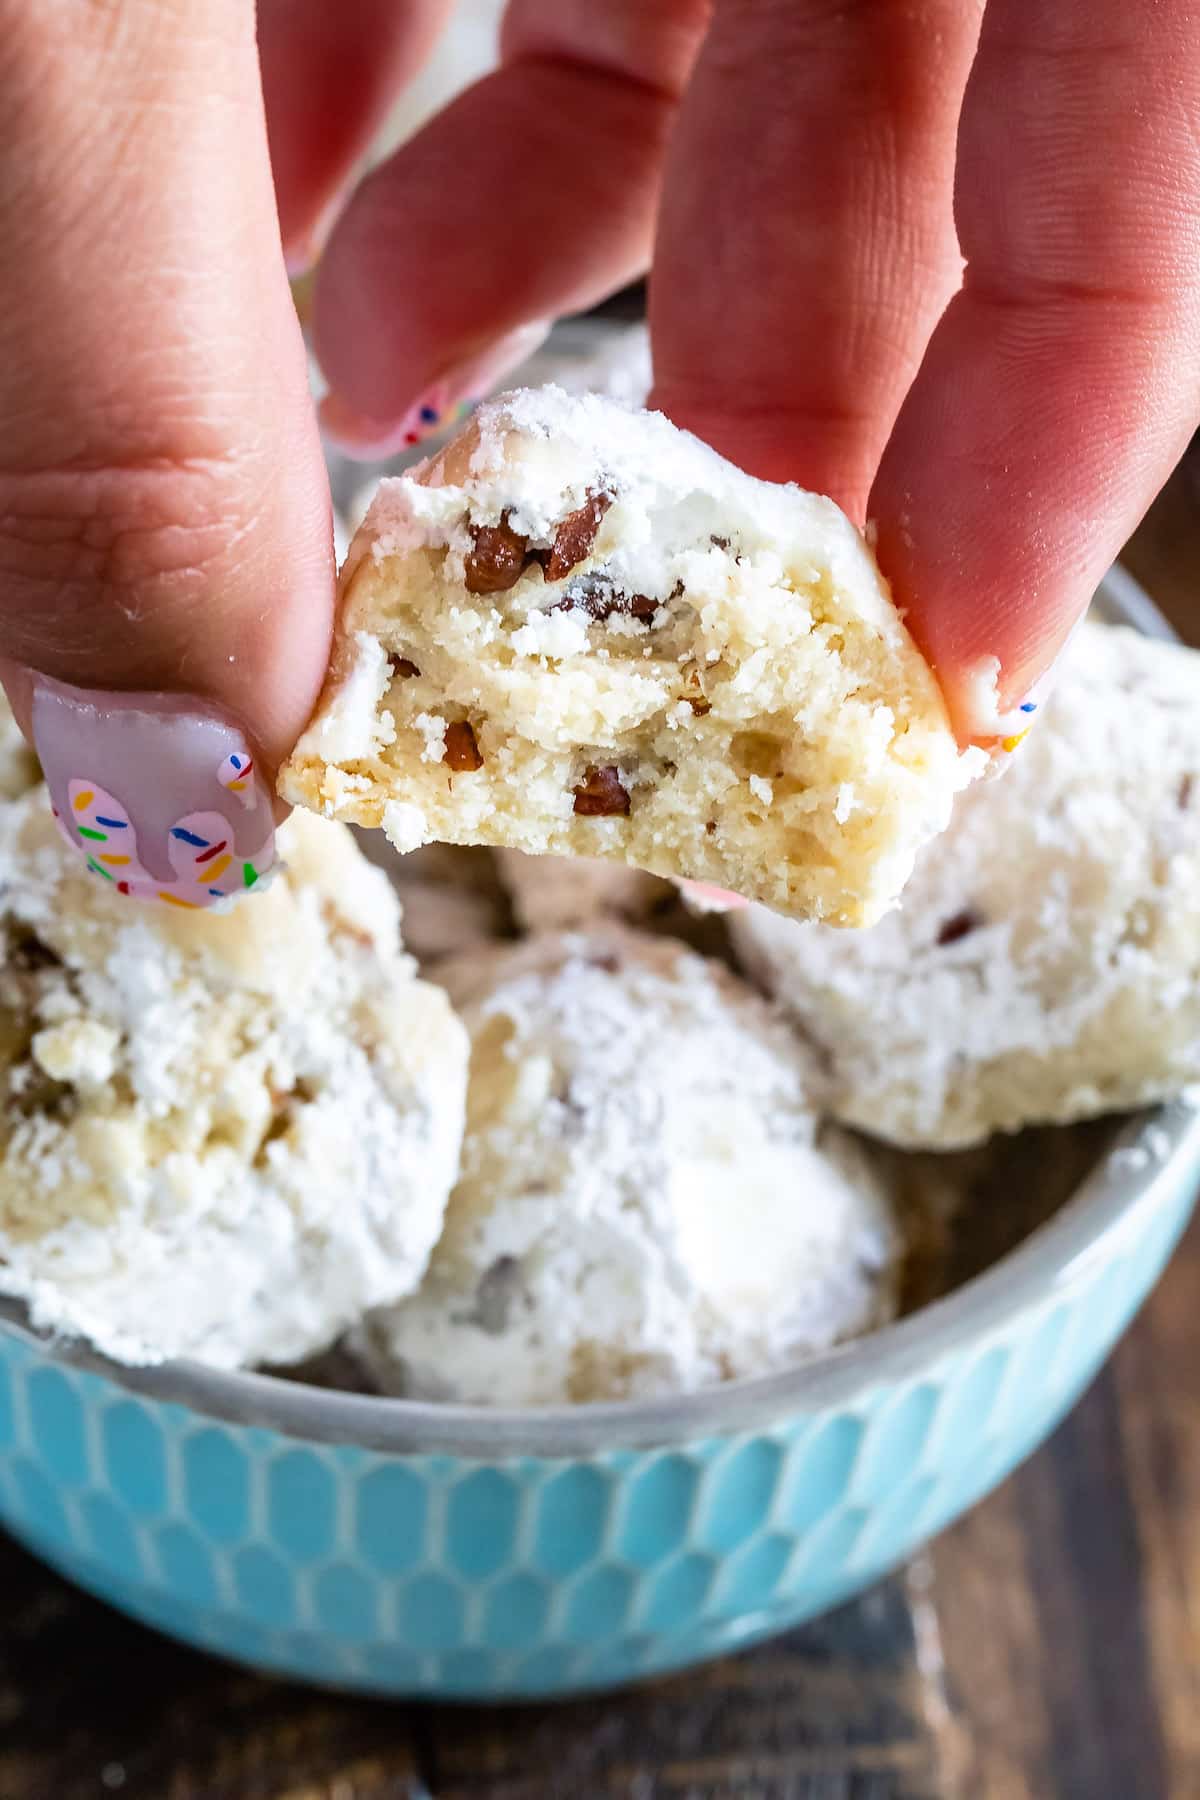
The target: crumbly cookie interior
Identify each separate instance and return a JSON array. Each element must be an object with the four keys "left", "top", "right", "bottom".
[{"left": 283, "top": 389, "right": 980, "bottom": 926}]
